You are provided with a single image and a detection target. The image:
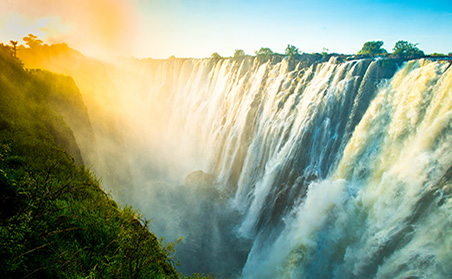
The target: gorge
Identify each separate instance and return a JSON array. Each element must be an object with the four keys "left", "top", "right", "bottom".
[{"left": 18, "top": 49, "right": 452, "bottom": 278}]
